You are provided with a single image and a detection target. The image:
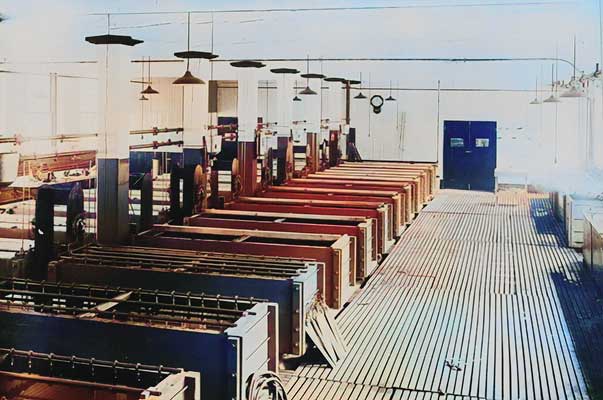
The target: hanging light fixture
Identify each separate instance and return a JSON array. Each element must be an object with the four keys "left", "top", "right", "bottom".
[
  {"left": 561, "top": 84, "right": 585, "bottom": 98},
  {"left": 529, "top": 78, "right": 541, "bottom": 104},
  {"left": 141, "top": 56, "right": 159, "bottom": 94},
  {"left": 561, "top": 36, "right": 585, "bottom": 98},
  {"left": 270, "top": 67, "right": 301, "bottom": 101},
  {"left": 385, "top": 80, "right": 396, "bottom": 101},
  {"left": 324, "top": 77, "right": 346, "bottom": 83},
  {"left": 293, "top": 87, "right": 302, "bottom": 102},
  {"left": 173, "top": 13, "right": 213, "bottom": 85},
  {"left": 354, "top": 72, "right": 366, "bottom": 99},
  {"left": 299, "top": 56, "right": 320, "bottom": 95},
  {"left": 138, "top": 61, "right": 149, "bottom": 101},
  {"left": 543, "top": 64, "right": 561, "bottom": 103},
  {"left": 300, "top": 86, "right": 317, "bottom": 95},
  {"left": 594, "top": 63, "right": 602, "bottom": 78}
]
